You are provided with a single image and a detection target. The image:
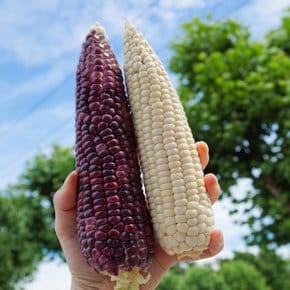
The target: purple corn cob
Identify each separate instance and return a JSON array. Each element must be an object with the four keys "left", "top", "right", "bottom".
[{"left": 75, "top": 23, "right": 154, "bottom": 288}]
